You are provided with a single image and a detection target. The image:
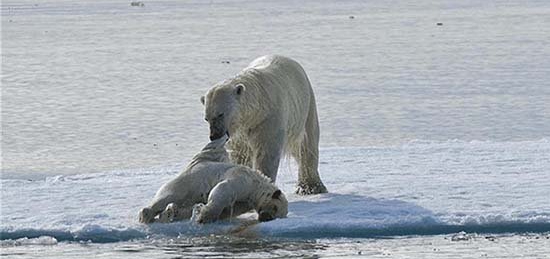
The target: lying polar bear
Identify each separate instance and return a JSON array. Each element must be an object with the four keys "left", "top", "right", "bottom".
[{"left": 138, "top": 134, "right": 288, "bottom": 224}]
